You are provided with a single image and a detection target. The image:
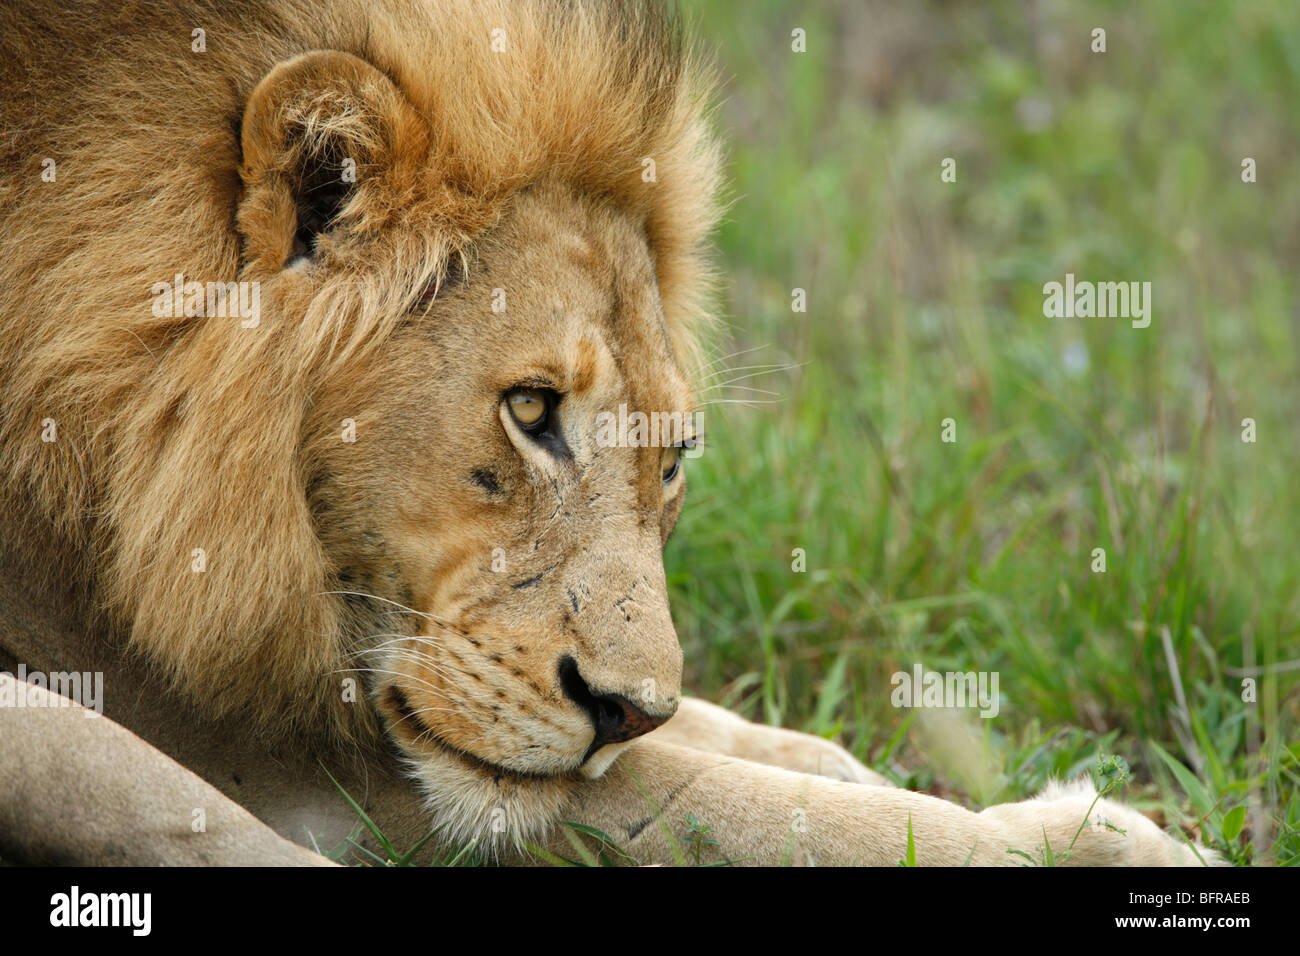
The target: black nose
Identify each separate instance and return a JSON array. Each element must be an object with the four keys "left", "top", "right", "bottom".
[{"left": 558, "top": 657, "right": 668, "bottom": 748}]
